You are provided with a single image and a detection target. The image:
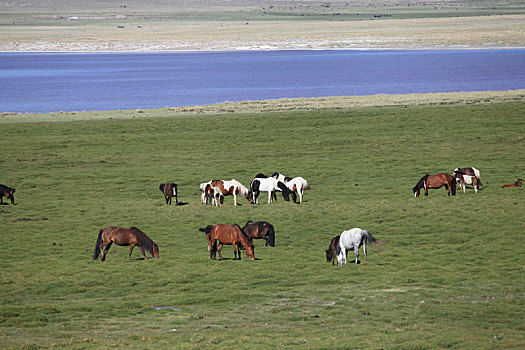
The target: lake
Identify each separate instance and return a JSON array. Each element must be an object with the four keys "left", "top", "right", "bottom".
[{"left": 1, "top": 49, "right": 524, "bottom": 113}]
